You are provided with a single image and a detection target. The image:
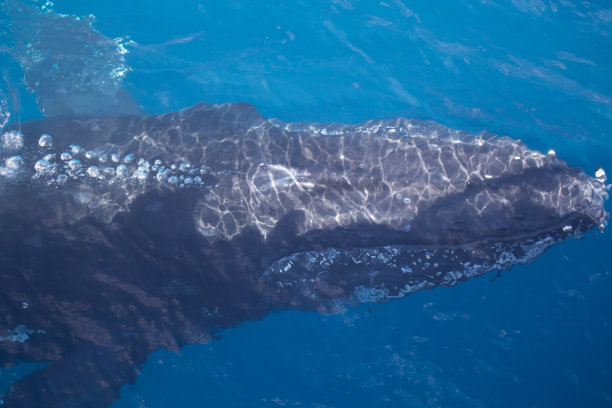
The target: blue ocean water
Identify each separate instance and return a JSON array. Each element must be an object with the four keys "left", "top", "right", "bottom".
[{"left": 1, "top": 0, "right": 611, "bottom": 406}]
